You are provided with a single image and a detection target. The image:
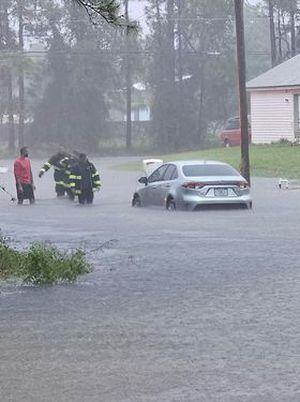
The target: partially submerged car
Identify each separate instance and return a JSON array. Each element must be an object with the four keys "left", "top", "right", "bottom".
[{"left": 132, "top": 160, "right": 252, "bottom": 210}]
